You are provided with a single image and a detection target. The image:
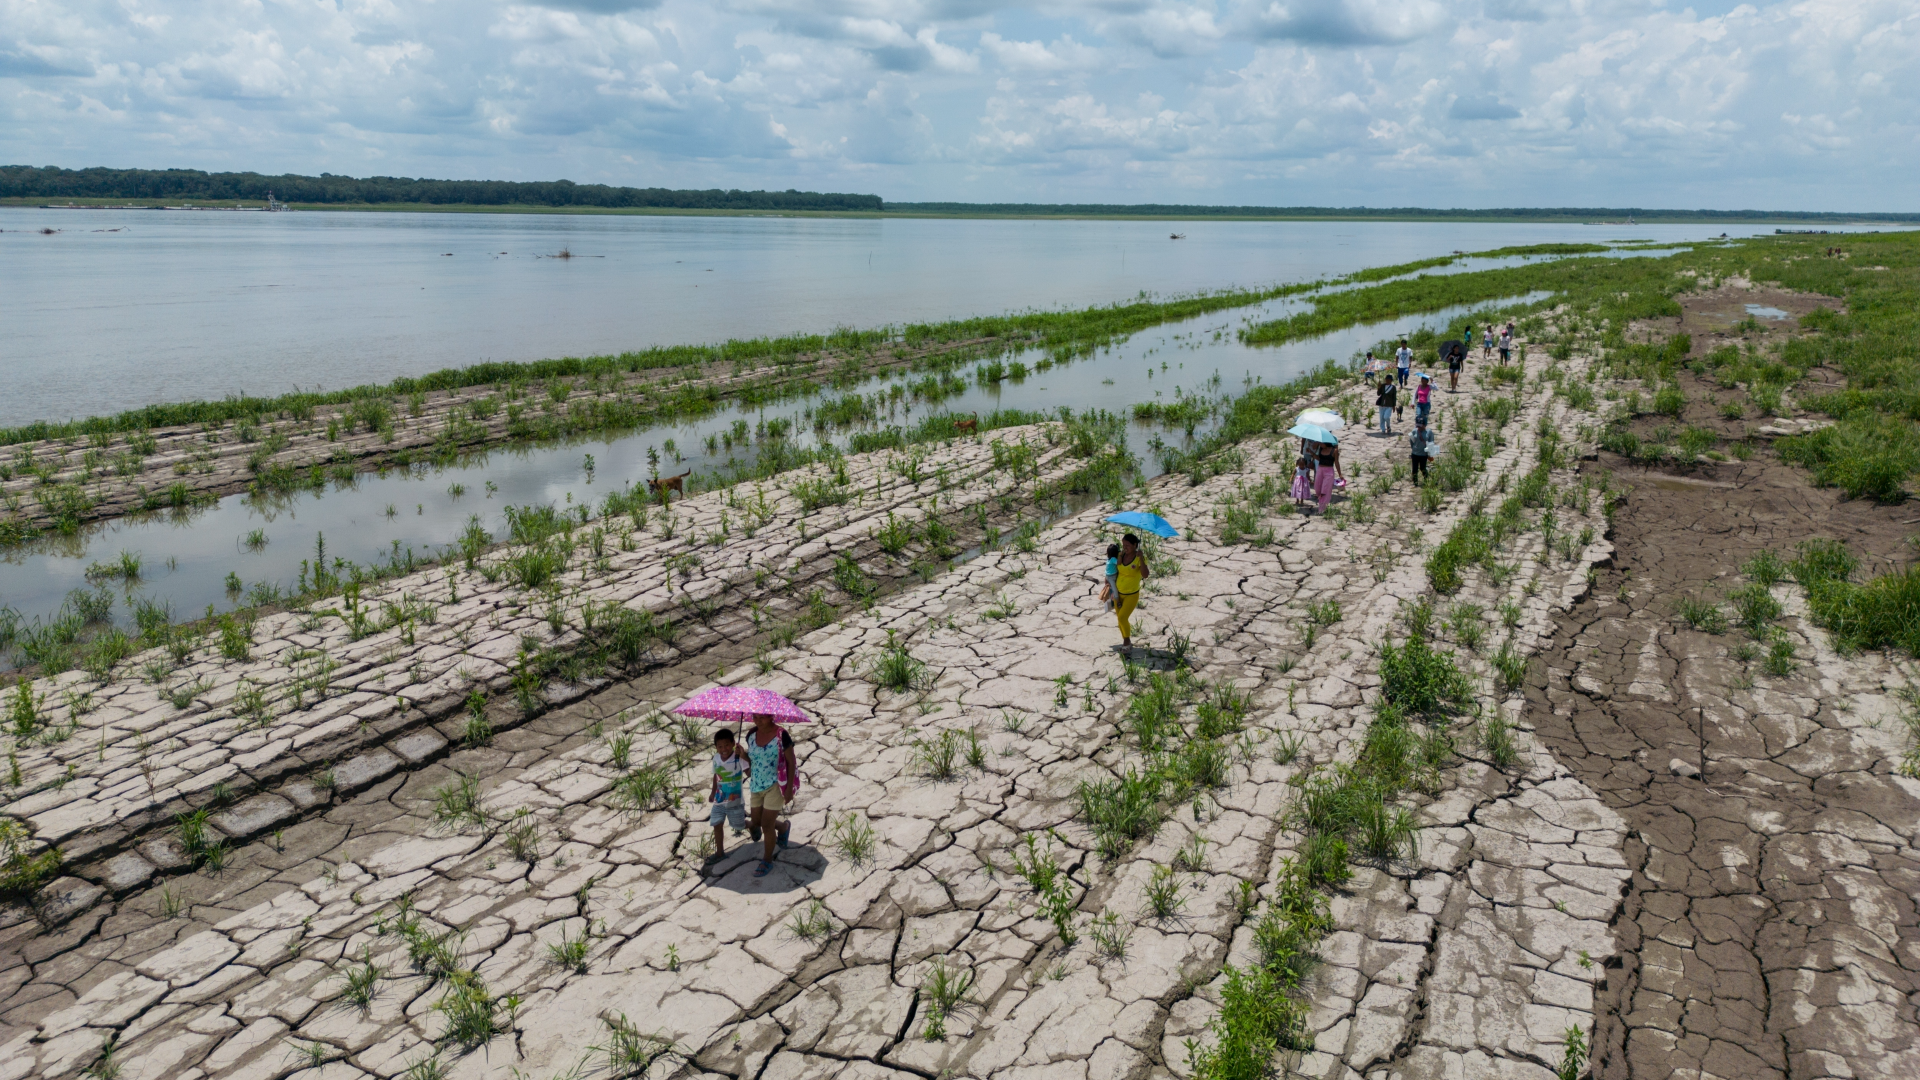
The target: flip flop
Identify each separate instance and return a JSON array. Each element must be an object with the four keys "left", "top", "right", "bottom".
[{"left": 753, "top": 860, "right": 775, "bottom": 878}]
